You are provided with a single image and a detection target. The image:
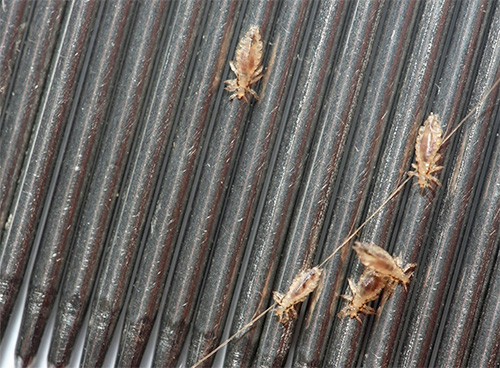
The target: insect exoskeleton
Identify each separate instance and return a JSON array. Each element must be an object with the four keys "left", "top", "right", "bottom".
[
  {"left": 408, "top": 113, "right": 444, "bottom": 191},
  {"left": 338, "top": 268, "right": 389, "bottom": 323},
  {"left": 273, "top": 266, "right": 323, "bottom": 325},
  {"left": 224, "top": 26, "right": 264, "bottom": 103},
  {"left": 353, "top": 241, "right": 416, "bottom": 290}
]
